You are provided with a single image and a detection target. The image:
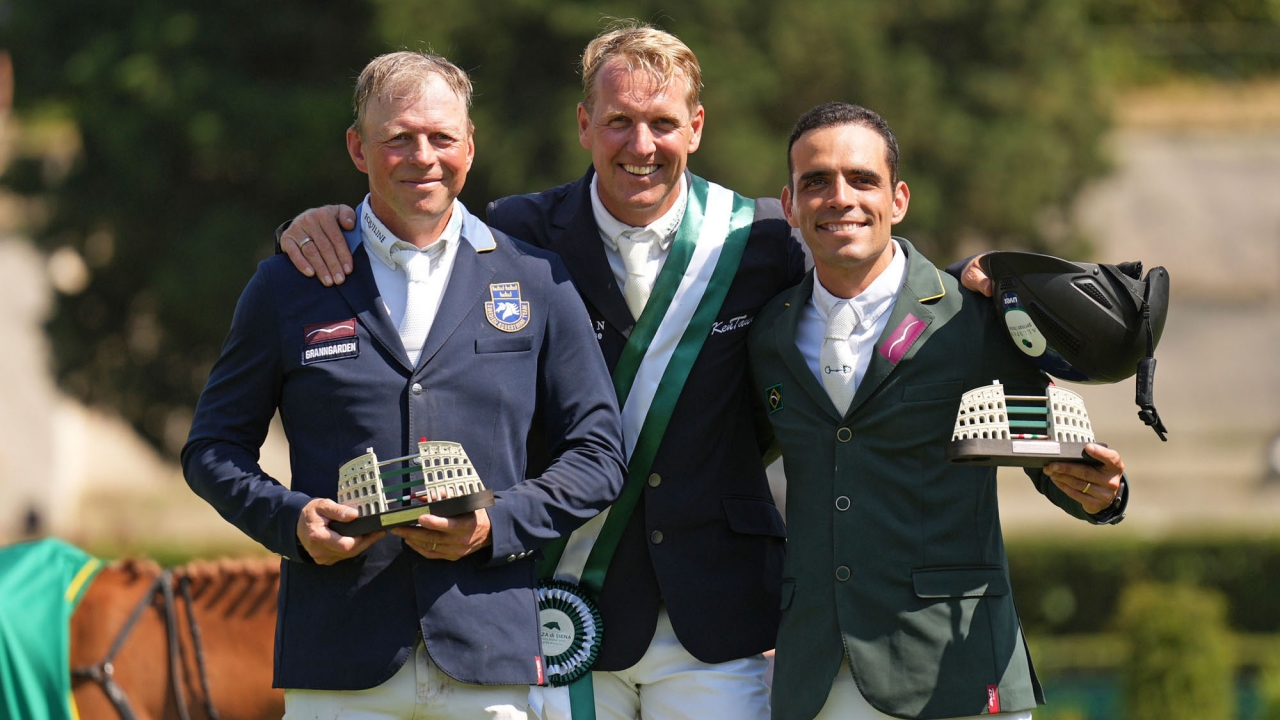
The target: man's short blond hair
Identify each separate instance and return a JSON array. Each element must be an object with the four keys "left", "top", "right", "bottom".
[
  {"left": 352, "top": 51, "right": 473, "bottom": 136},
  {"left": 581, "top": 21, "right": 702, "bottom": 113}
]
